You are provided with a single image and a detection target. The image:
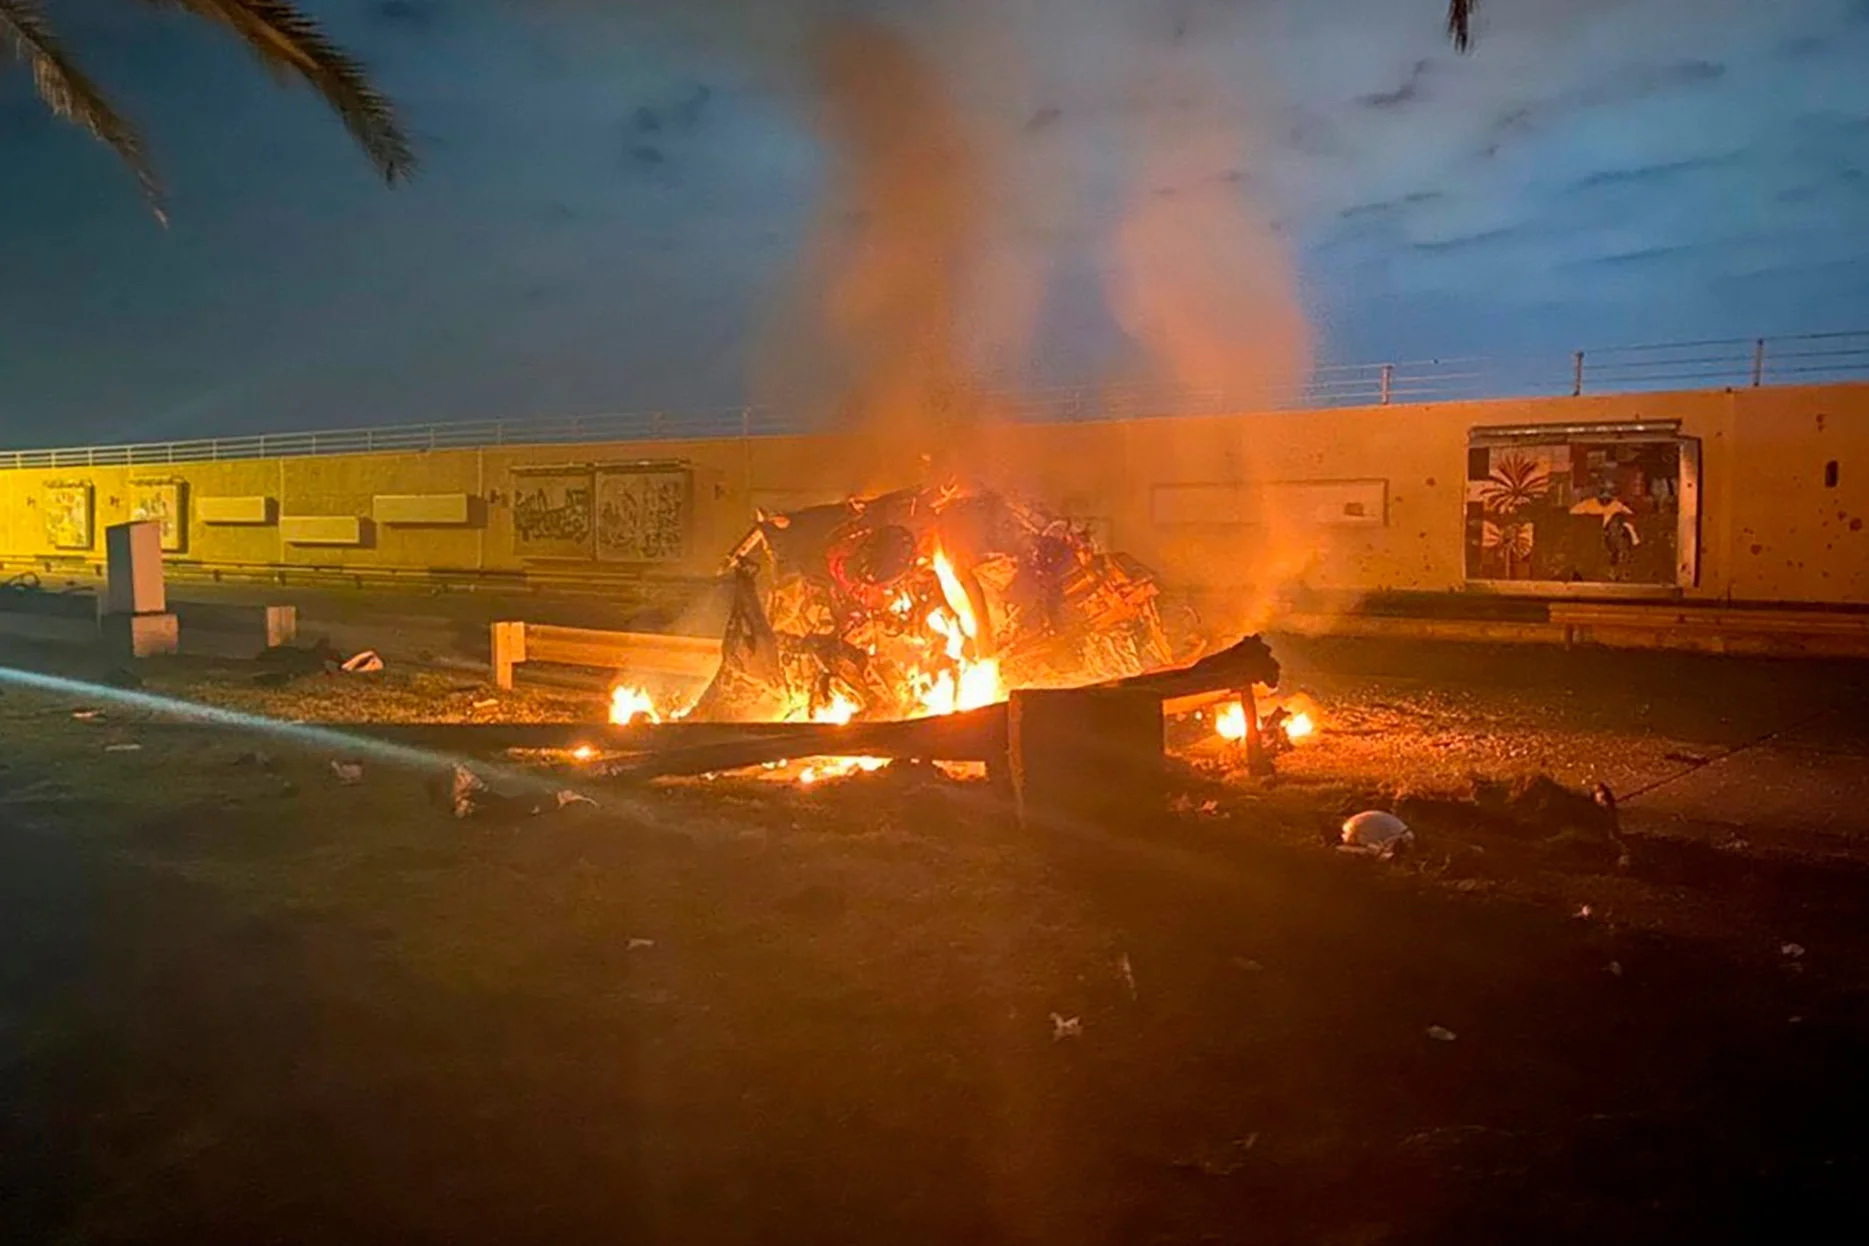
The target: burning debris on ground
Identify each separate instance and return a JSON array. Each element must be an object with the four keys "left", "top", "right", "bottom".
[
  {"left": 577, "top": 482, "right": 1334, "bottom": 785},
  {"left": 683, "top": 481, "right": 1181, "bottom": 725}
]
